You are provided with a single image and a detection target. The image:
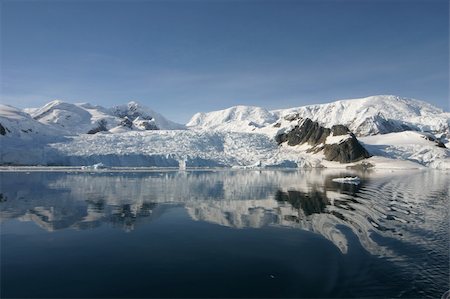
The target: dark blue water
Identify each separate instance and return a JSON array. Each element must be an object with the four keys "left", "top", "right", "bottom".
[{"left": 0, "top": 169, "right": 448, "bottom": 298}]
